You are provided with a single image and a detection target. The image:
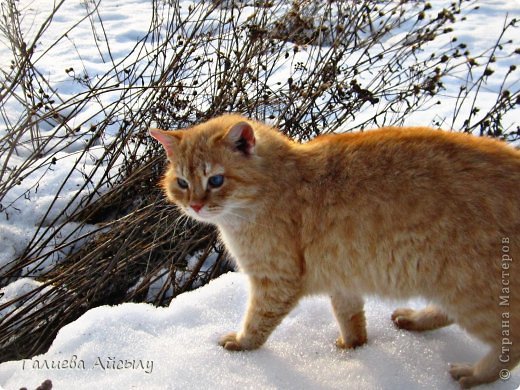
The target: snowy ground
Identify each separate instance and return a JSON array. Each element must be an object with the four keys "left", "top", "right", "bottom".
[
  {"left": 1, "top": 0, "right": 520, "bottom": 389},
  {"left": 0, "top": 272, "right": 519, "bottom": 389}
]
